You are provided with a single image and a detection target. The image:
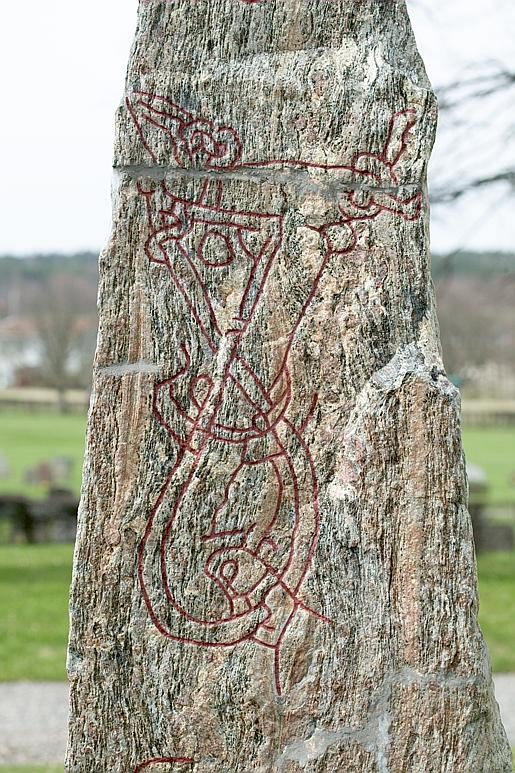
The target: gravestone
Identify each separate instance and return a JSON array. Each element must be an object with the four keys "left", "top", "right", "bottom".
[
  {"left": 0, "top": 495, "right": 33, "bottom": 543},
  {"left": 0, "top": 454, "right": 10, "bottom": 480},
  {"left": 67, "top": 1, "right": 511, "bottom": 771},
  {"left": 468, "top": 464, "right": 515, "bottom": 553},
  {"left": 33, "top": 488, "right": 79, "bottom": 544}
]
